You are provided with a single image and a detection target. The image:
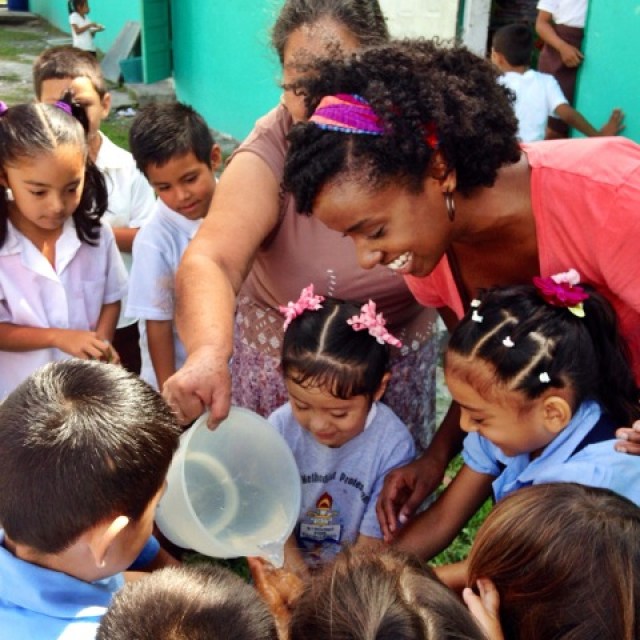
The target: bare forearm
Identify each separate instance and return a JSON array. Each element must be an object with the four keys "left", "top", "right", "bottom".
[
  {"left": 0, "top": 323, "right": 60, "bottom": 351},
  {"left": 95, "top": 301, "right": 120, "bottom": 341},
  {"left": 175, "top": 250, "right": 237, "bottom": 361},
  {"left": 111, "top": 226, "right": 138, "bottom": 253},
  {"left": 536, "top": 14, "right": 567, "bottom": 51}
]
